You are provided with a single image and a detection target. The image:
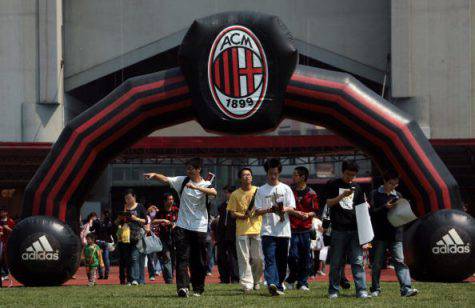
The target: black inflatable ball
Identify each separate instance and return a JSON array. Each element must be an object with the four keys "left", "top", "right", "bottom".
[
  {"left": 179, "top": 11, "right": 298, "bottom": 134},
  {"left": 7, "top": 216, "right": 81, "bottom": 286},
  {"left": 404, "top": 209, "right": 475, "bottom": 282}
]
